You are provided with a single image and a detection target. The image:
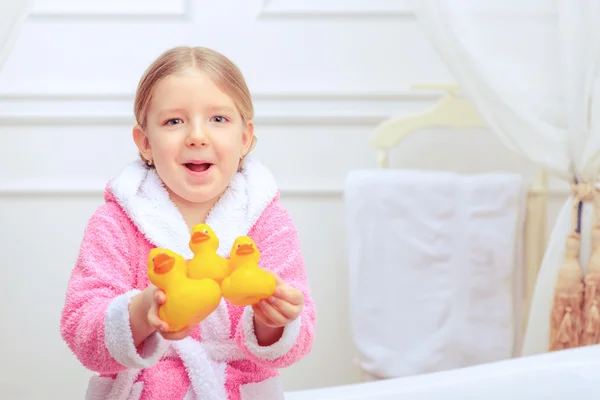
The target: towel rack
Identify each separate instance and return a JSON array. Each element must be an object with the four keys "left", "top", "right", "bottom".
[
  {"left": 369, "top": 83, "right": 547, "bottom": 354},
  {"left": 371, "top": 84, "right": 482, "bottom": 168}
]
